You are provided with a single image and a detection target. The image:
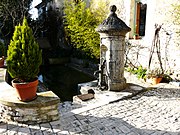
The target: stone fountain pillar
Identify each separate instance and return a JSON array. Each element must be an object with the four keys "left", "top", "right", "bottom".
[{"left": 96, "top": 5, "right": 131, "bottom": 91}]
